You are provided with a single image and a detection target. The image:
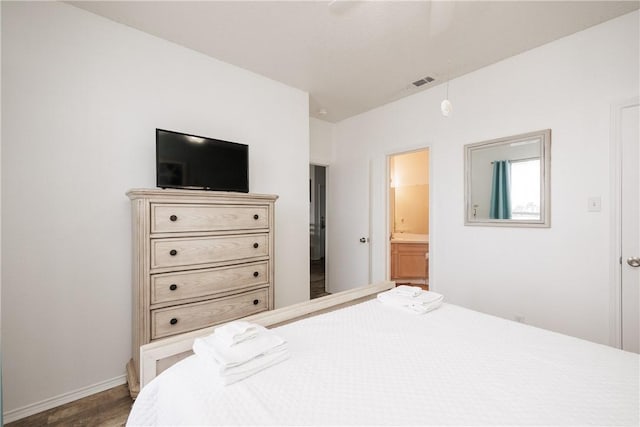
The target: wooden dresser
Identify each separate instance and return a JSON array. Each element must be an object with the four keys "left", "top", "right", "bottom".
[{"left": 126, "top": 188, "right": 277, "bottom": 397}]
